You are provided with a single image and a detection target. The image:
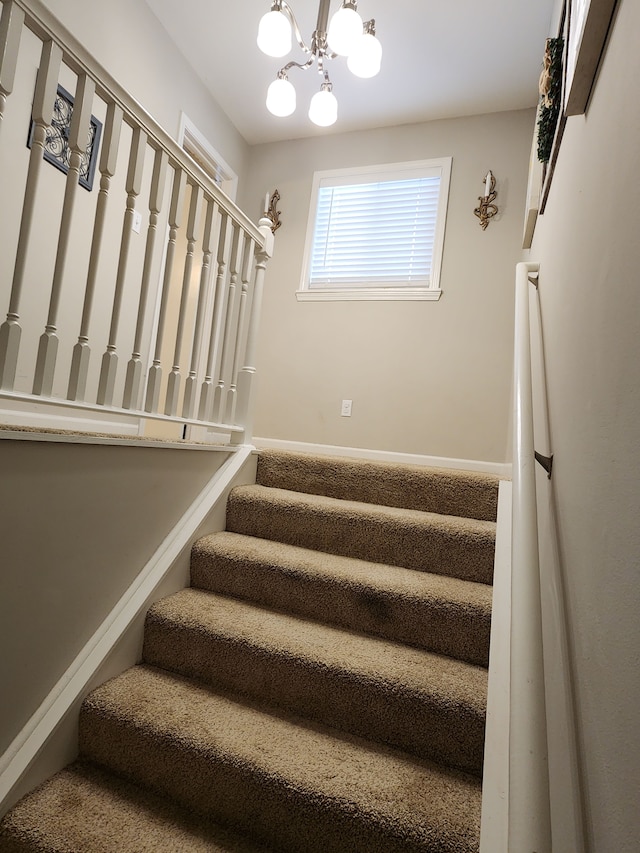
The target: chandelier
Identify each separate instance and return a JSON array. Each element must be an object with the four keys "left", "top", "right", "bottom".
[{"left": 257, "top": 0, "right": 382, "bottom": 127}]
